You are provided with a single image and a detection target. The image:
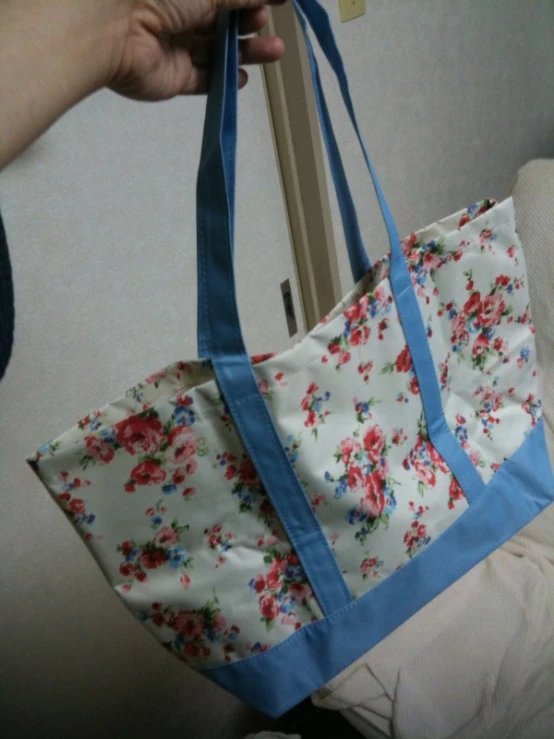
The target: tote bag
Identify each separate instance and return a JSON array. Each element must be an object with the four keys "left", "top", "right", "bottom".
[{"left": 29, "top": 0, "right": 554, "bottom": 717}]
